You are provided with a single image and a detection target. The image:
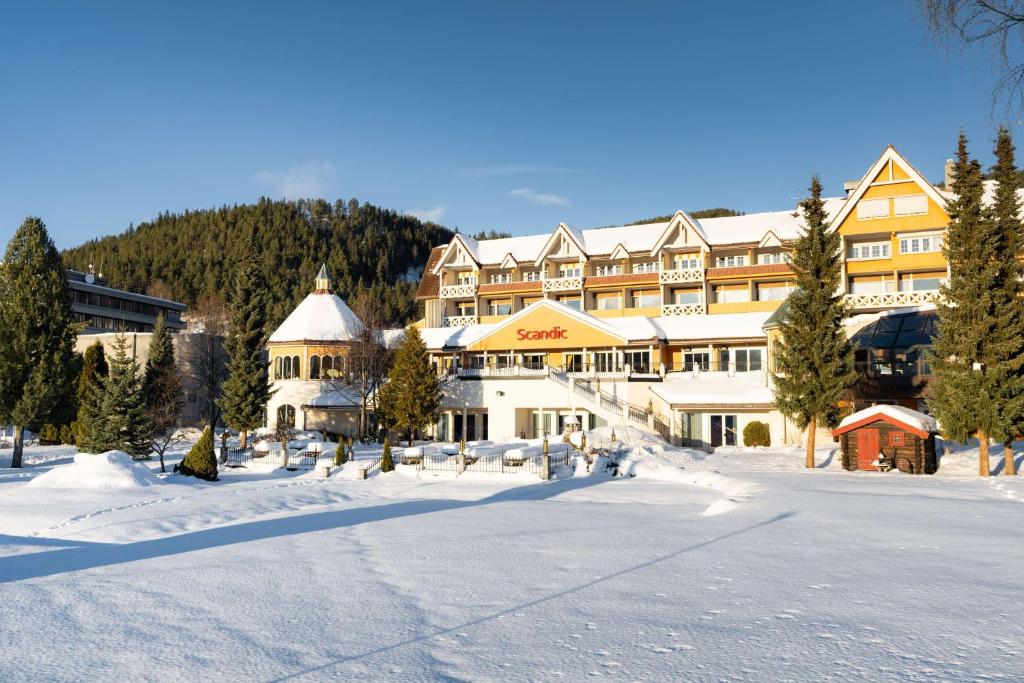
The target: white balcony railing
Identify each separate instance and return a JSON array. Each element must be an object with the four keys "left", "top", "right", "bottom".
[
  {"left": 442, "top": 315, "right": 478, "bottom": 328},
  {"left": 844, "top": 290, "right": 941, "bottom": 310},
  {"left": 542, "top": 276, "right": 583, "bottom": 292},
  {"left": 661, "top": 302, "right": 705, "bottom": 316},
  {"left": 659, "top": 267, "right": 704, "bottom": 284},
  {"left": 440, "top": 282, "right": 477, "bottom": 298}
]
